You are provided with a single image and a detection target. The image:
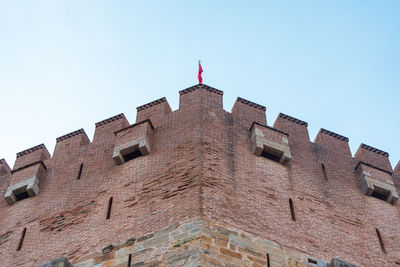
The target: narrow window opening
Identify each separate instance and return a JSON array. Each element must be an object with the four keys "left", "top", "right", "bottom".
[
  {"left": 267, "top": 253, "right": 270, "bottom": 267},
  {"left": 106, "top": 197, "right": 113, "bottom": 220},
  {"left": 376, "top": 228, "right": 386, "bottom": 253},
  {"left": 127, "top": 254, "right": 132, "bottom": 267},
  {"left": 123, "top": 150, "right": 142, "bottom": 162},
  {"left": 261, "top": 148, "right": 283, "bottom": 163},
  {"left": 15, "top": 191, "right": 30, "bottom": 201},
  {"left": 321, "top": 163, "right": 328, "bottom": 181},
  {"left": 77, "top": 163, "right": 83, "bottom": 180},
  {"left": 289, "top": 198, "right": 296, "bottom": 221},
  {"left": 16, "top": 228, "right": 26, "bottom": 251},
  {"left": 308, "top": 258, "right": 318, "bottom": 264}
]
